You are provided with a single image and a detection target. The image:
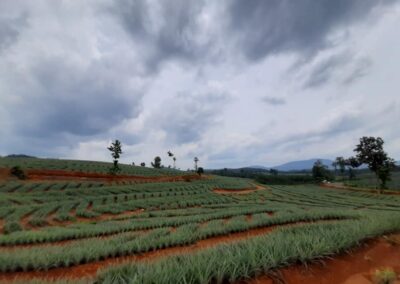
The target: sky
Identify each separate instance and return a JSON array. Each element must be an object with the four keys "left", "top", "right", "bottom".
[{"left": 0, "top": 0, "right": 400, "bottom": 170}]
